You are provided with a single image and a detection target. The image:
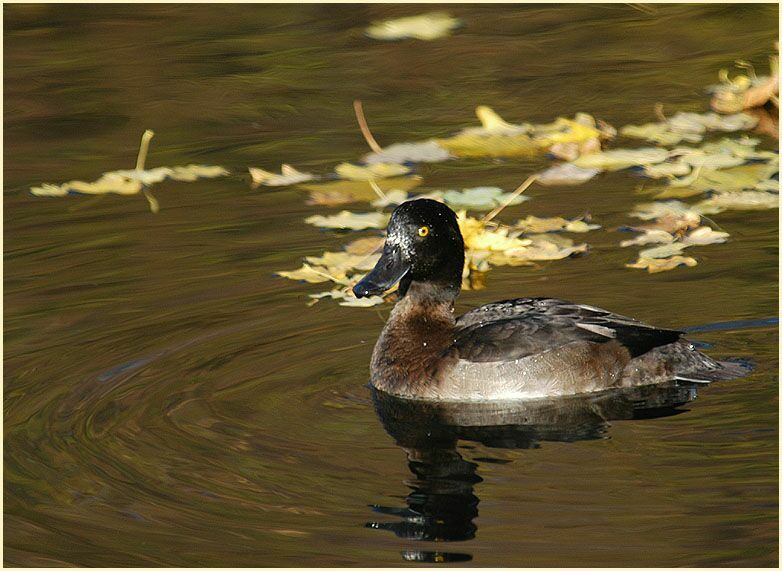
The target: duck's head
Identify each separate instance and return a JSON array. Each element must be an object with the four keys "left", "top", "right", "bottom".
[{"left": 353, "top": 199, "right": 465, "bottom": 299}]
